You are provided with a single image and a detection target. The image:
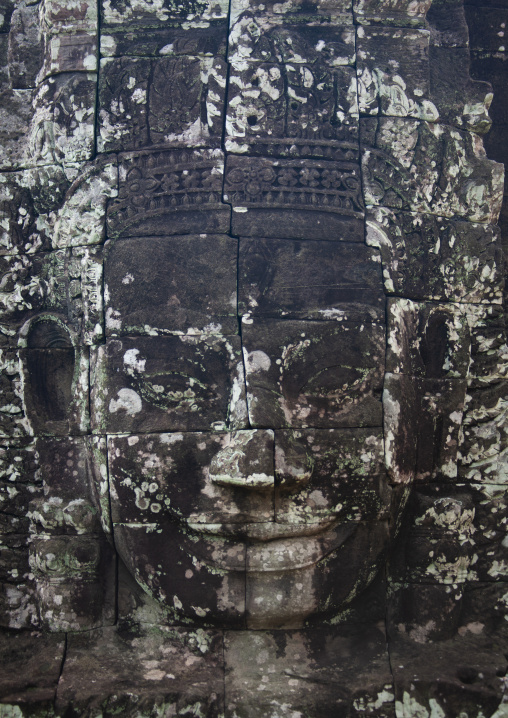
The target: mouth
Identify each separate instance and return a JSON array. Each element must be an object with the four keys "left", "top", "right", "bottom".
[
  {"left": 184, "top": 518, "right": 358, "bottom": 572},
  {"left": 186, "top": 516, "right": 341, "bottom": 541}
]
